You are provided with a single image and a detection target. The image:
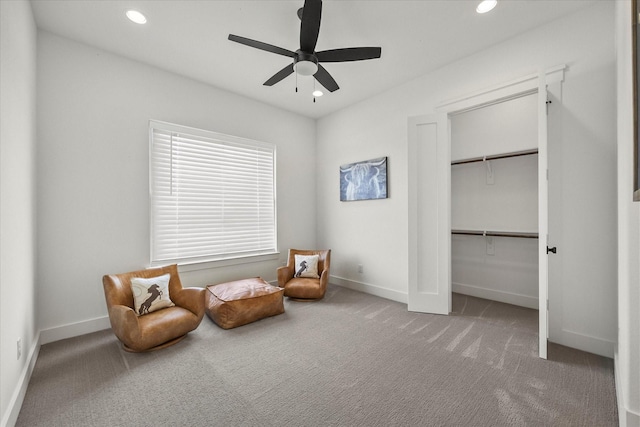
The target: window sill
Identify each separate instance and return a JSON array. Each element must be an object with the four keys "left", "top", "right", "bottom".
[{"left": 151, "top": 252, "right": 281, "bottom": 273}]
